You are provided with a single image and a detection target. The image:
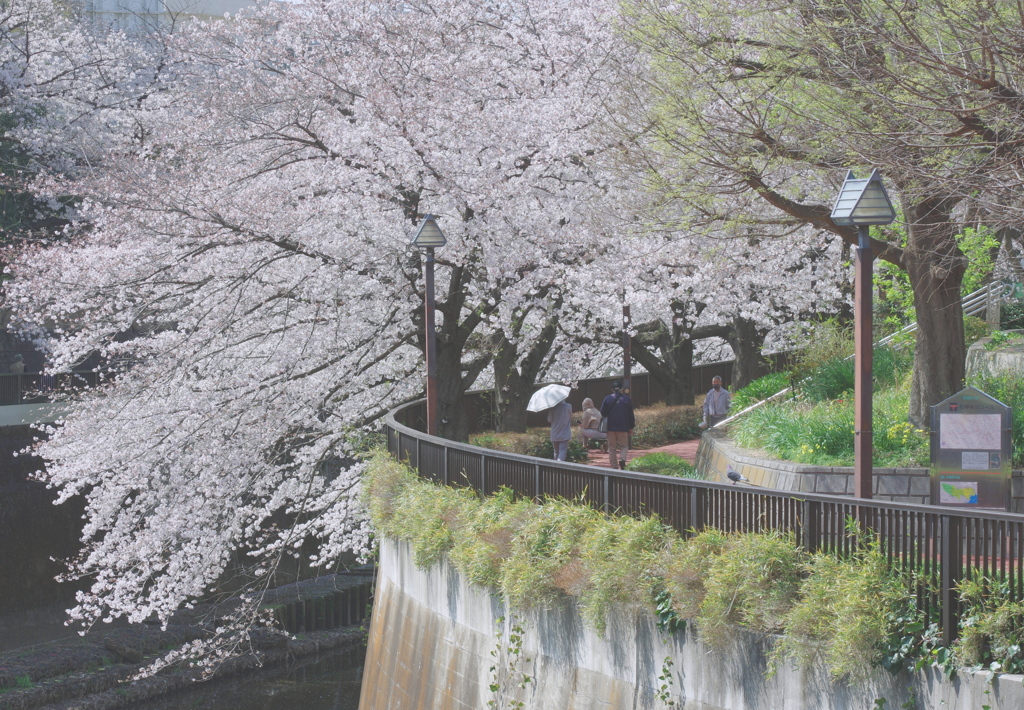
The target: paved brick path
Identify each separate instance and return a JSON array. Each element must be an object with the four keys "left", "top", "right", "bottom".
[{"left": 584, "top": 438, "right": 700, "bottom": 469}]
